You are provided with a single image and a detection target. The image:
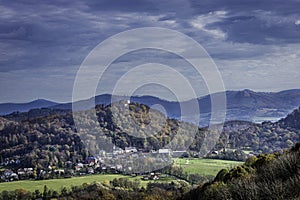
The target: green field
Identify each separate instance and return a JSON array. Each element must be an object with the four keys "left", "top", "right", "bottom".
[
  {"left": 0, "top": 174, "right": 130, "bottom": 192},
  {"left": 0, "top": 159, "right": 242, "bottom": 192},
  {"left": 173, "top": 158, "right": 243, "bottom": 176},
  {"left": 0, "top": 174, "right": 179, "bottom": 192}
]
